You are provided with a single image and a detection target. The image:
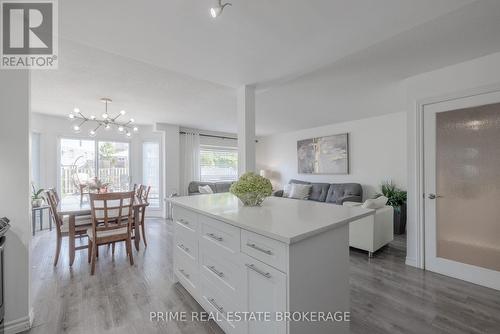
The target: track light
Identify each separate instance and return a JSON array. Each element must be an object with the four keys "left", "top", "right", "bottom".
[{"left": 210, "top": 0, "right": 231, "bottom": 18}]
